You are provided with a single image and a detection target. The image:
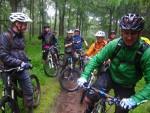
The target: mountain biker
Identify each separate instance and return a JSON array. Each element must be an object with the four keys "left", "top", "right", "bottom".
[
  {"left": 108, "top": 30, "right": 116, "bottom": 42},
  {"left": 0, "top": 12, "right": 33, "bottom": 113},
  {"left": 77, "top": 13, "right": 150, "bottom": 113},
  {"left": 85, "top": 30, "right": 107, "bottom": 57},
  {"left": 72, "top": 29, "right": 88, "bottom": 65},
  {"left": 61, "top": 30, "right": 74, "bottom": 71},
  {"left": 38, "top": 25, "right": 58, "bottom": 63}
]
